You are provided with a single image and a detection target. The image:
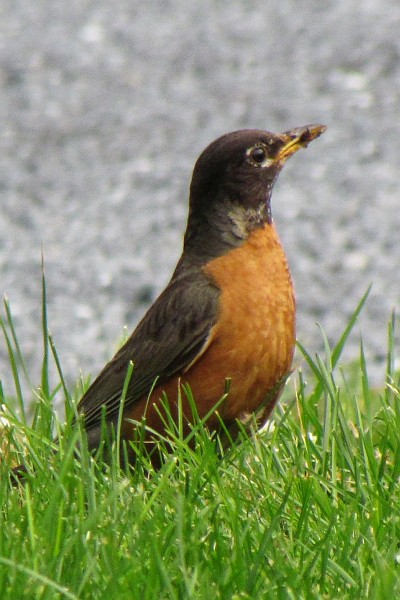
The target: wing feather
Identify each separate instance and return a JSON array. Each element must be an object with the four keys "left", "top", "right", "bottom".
[{"left": 77, "top": 269, "right": 220, "bottom": 432}]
